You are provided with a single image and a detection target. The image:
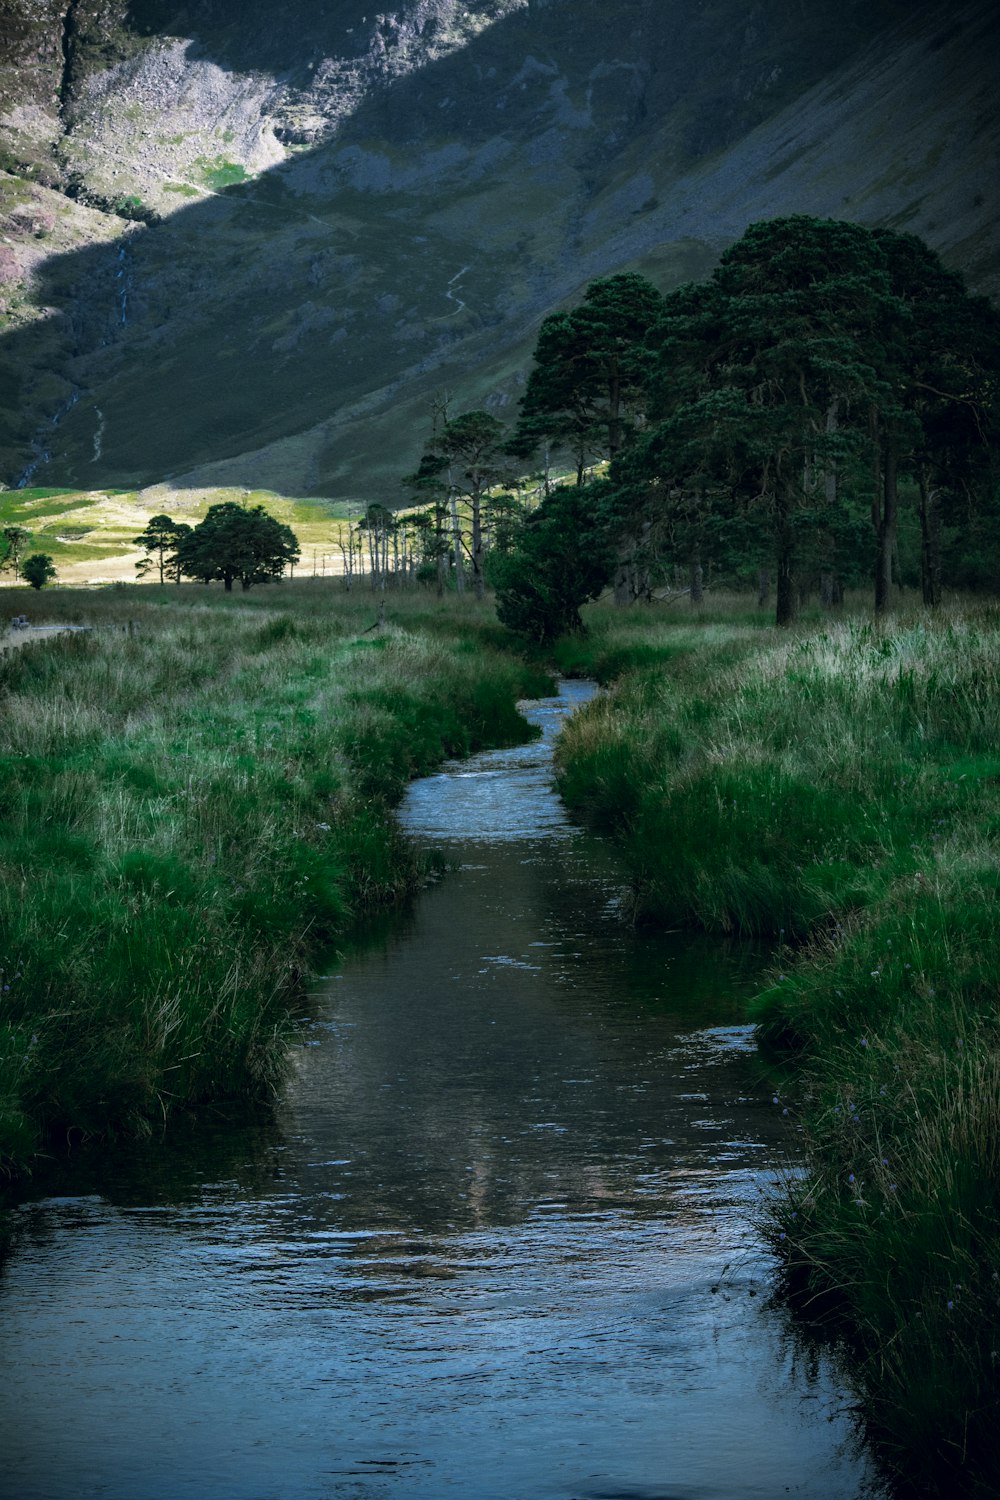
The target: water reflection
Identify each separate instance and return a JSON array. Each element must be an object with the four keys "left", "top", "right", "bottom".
[{"left": 0, "top": 684, "right": 884, "bottom": 1499}]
